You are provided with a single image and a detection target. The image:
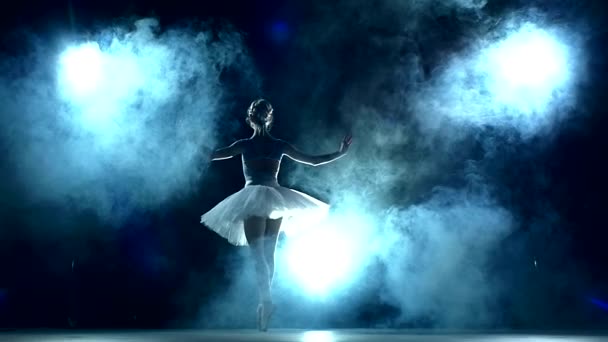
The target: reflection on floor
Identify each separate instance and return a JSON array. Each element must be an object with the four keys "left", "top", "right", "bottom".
[{"left": 0, "top": 329, "right": 606, "bottom": 342}]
